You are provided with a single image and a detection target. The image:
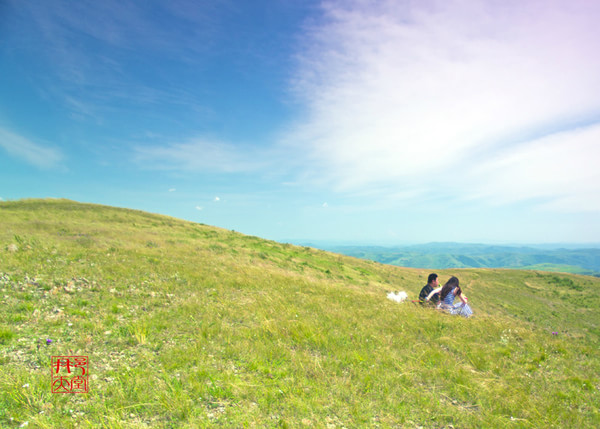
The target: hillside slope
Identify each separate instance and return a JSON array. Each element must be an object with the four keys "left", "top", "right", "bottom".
[{"left": 1, "top": 199, "right": 599, "bottom": 428}]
